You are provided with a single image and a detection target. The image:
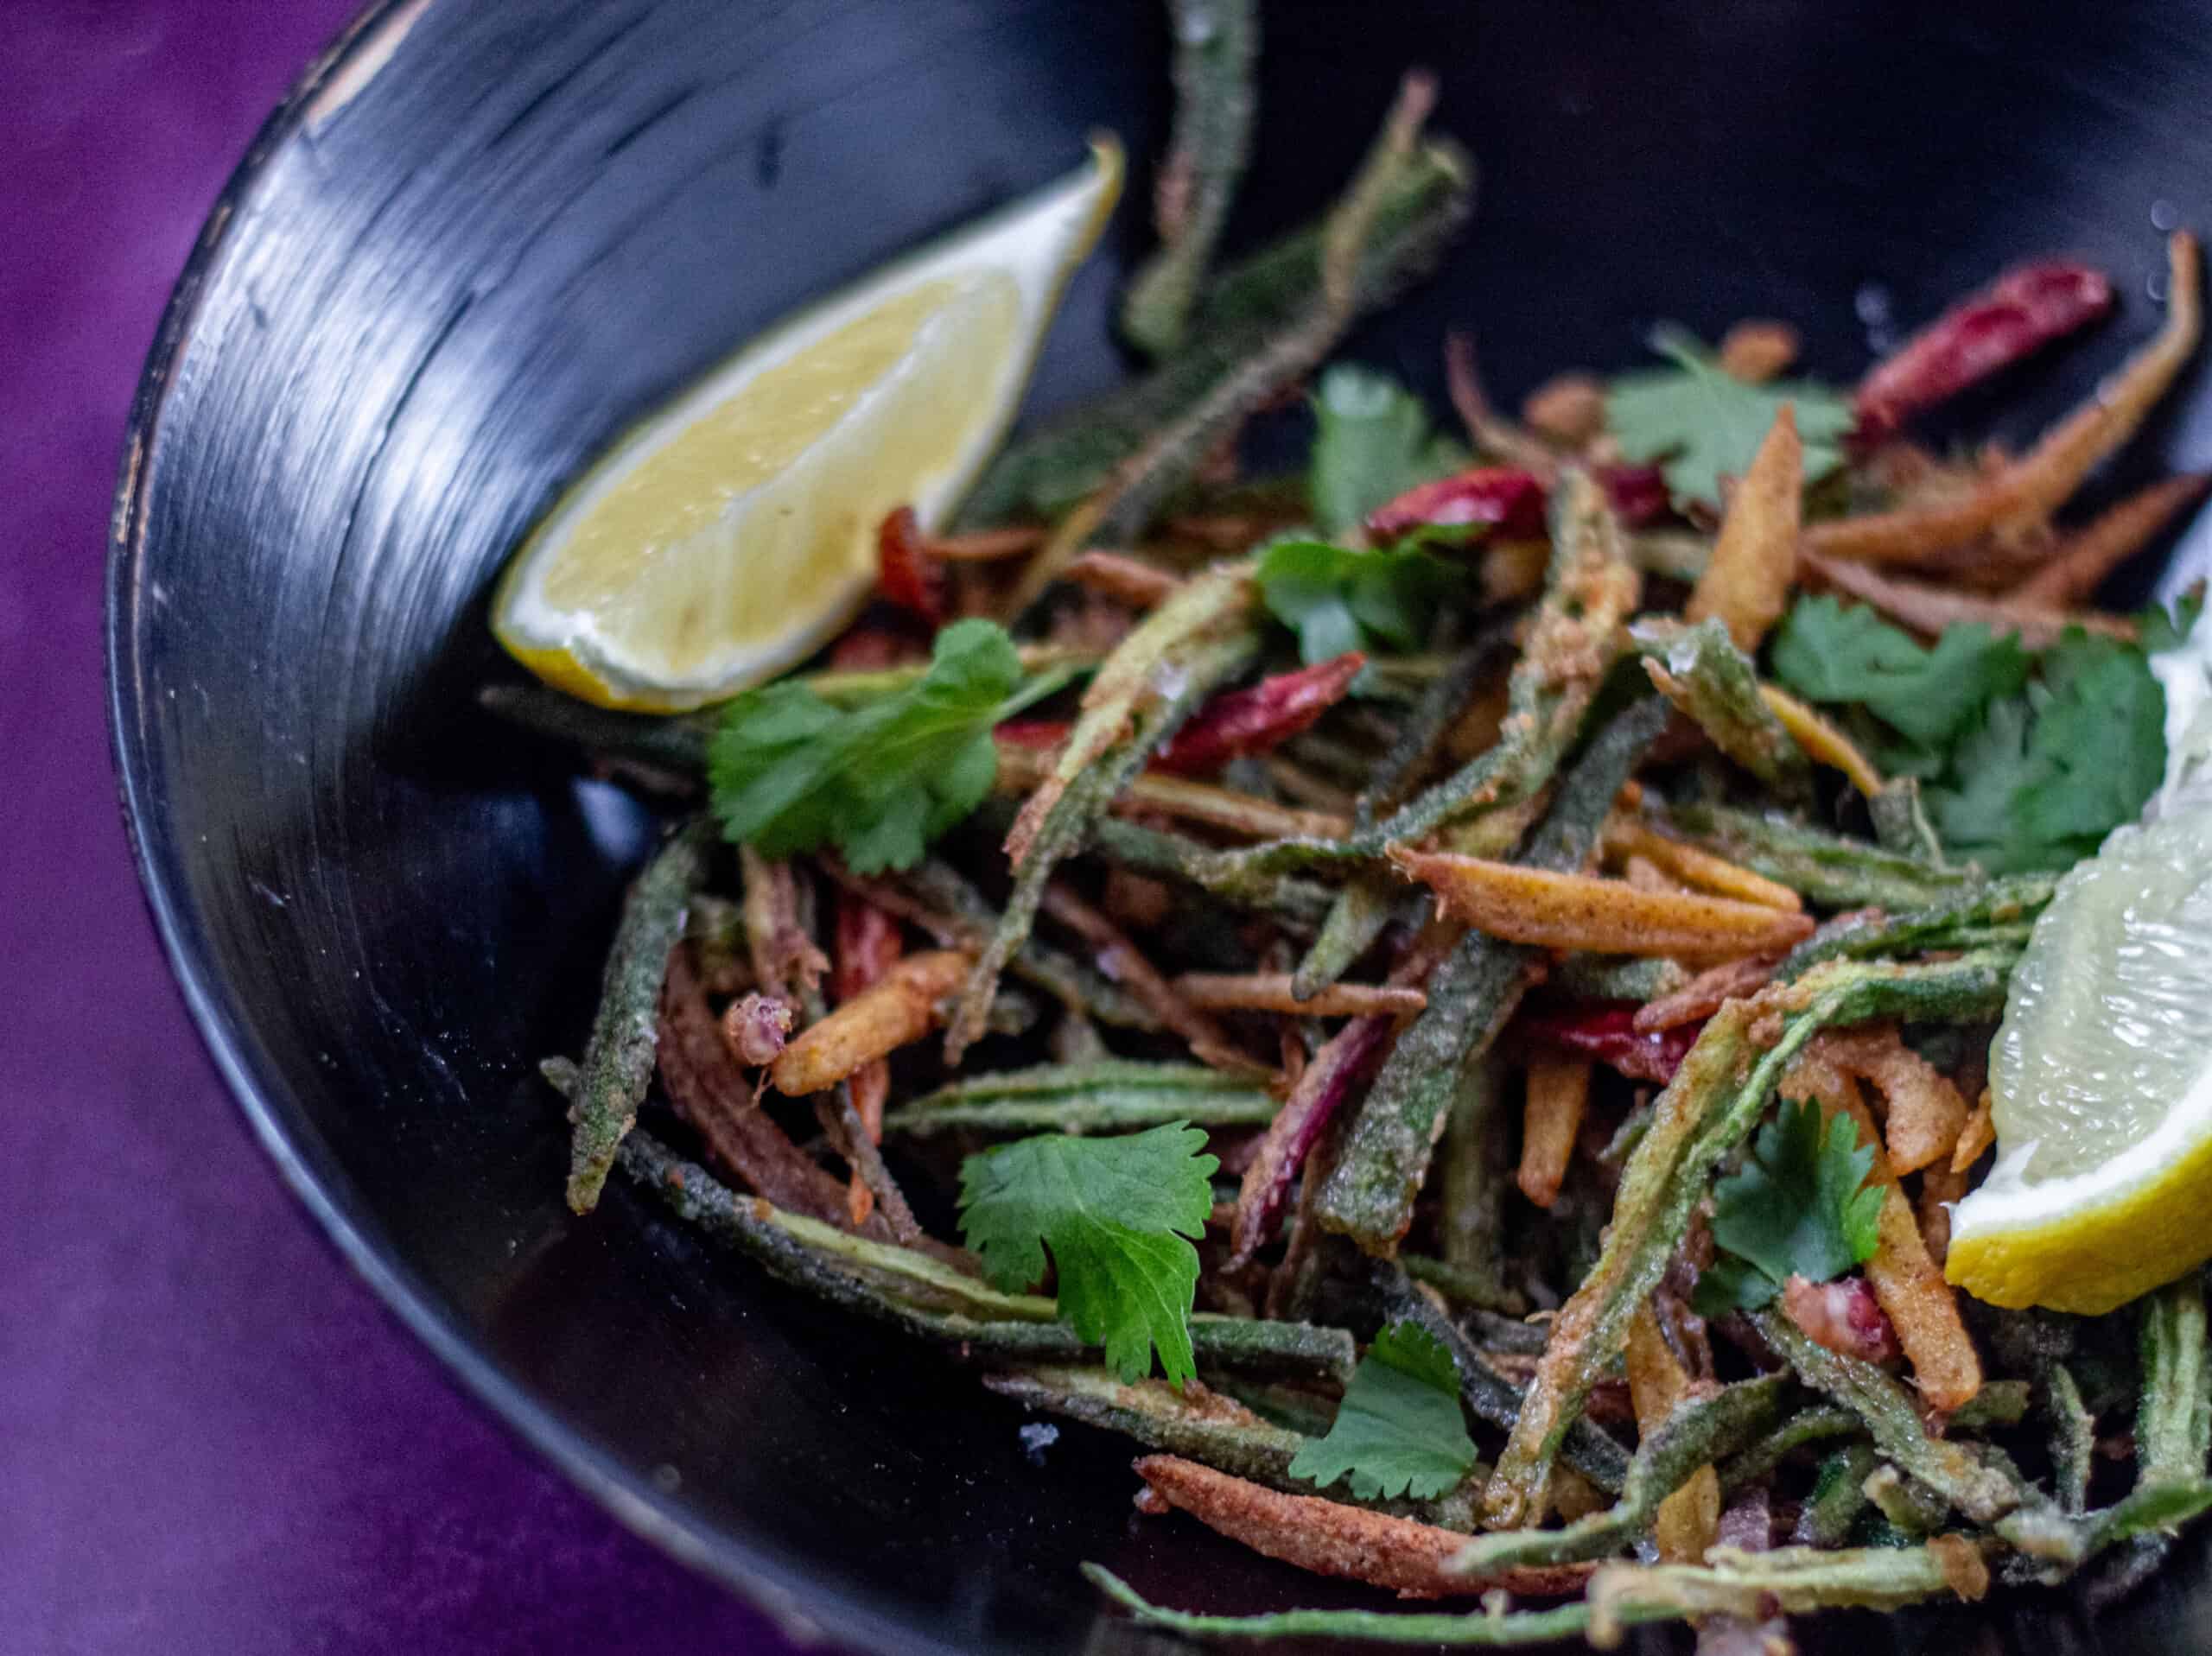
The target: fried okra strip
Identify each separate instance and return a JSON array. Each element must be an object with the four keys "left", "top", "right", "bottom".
[{"left": 563, "top": 817, "right": 715, "bottom": 1213}]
